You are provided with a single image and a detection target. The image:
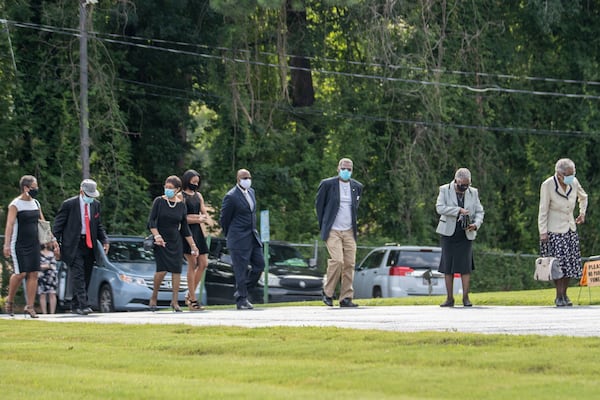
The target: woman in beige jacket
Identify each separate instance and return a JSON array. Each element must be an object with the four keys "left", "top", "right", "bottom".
[{"left": 538, "top": 158, "right": 588, "bottom": 307}]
